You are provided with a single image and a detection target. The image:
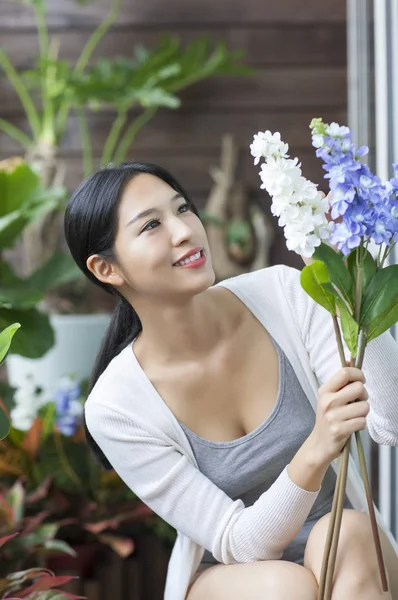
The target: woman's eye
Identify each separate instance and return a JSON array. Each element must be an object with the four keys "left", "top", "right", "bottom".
[
  {"left": 178, "top": 202, "right": 190, "bottom": 213},
  {"left": 142, "top": 219, "right": 160, "bottom": 232}
]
